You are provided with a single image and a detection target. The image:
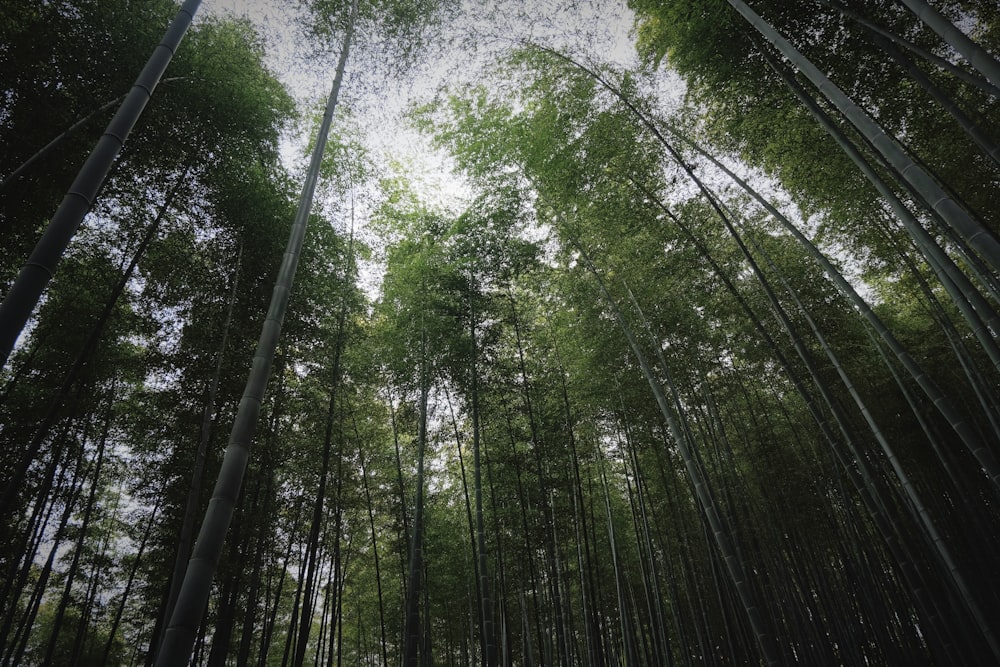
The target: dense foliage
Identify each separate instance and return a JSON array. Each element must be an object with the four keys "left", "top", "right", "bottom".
[{"left": 2, "top": 0, "right": 1000, "bottom": 665}]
